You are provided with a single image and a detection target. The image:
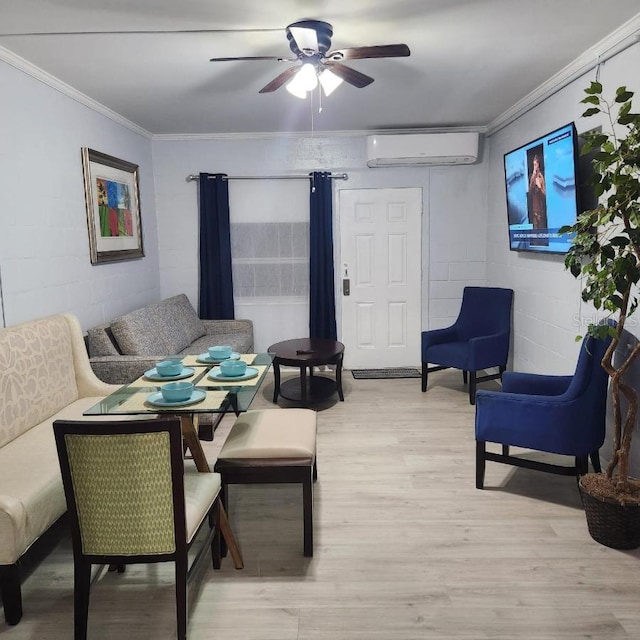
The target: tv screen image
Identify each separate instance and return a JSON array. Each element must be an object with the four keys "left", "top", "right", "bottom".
[{"left": 504, "top": 122, "right": 579, "bottom": 254}]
